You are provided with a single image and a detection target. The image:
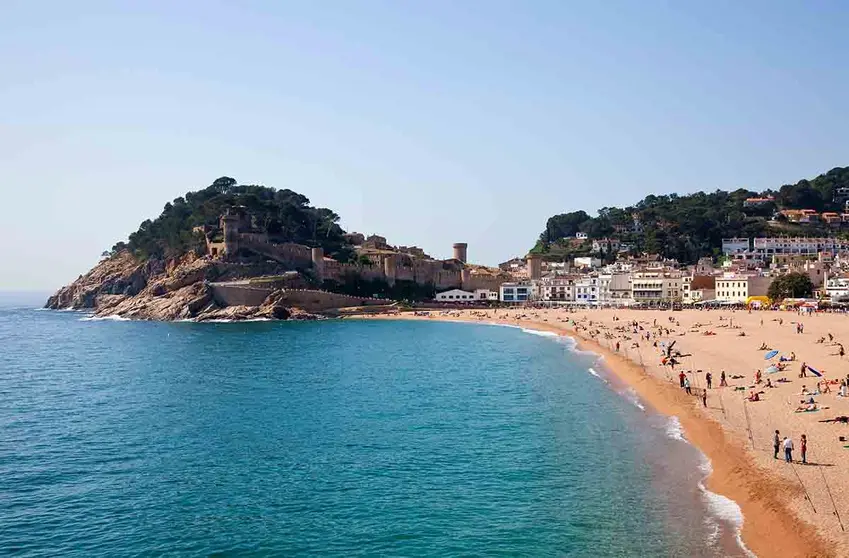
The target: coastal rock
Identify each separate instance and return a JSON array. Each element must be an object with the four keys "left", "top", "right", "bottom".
[
  {"left": 45, "top": 252, "right": 151, "bottom": 310},
  {"left": 47, "top": 251, "right": 321, "bottom": 322}
]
